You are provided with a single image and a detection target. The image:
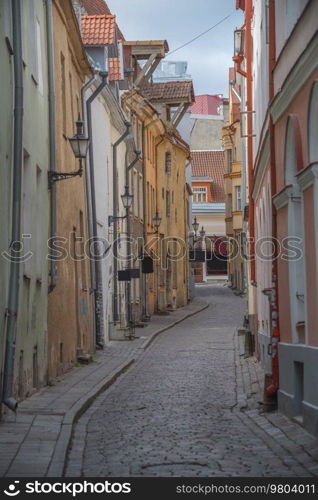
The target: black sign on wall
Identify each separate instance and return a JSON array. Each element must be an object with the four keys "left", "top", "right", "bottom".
[
  {"left": 118, "top": 268, "right": 141, "bottom": 281},
  {"left": 141, "top": 256, "right": 154, "bottom": 274},
  {"left": 189, "top": 249, "right": 206, "bottom": 262}
]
